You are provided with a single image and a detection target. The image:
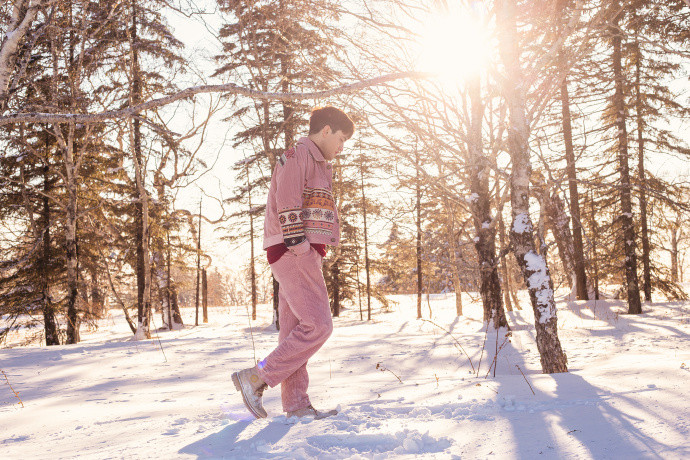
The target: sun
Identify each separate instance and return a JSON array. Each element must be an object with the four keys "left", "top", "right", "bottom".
[{"left": 417, "top": 2, "right": 491, "bottom": 84}]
